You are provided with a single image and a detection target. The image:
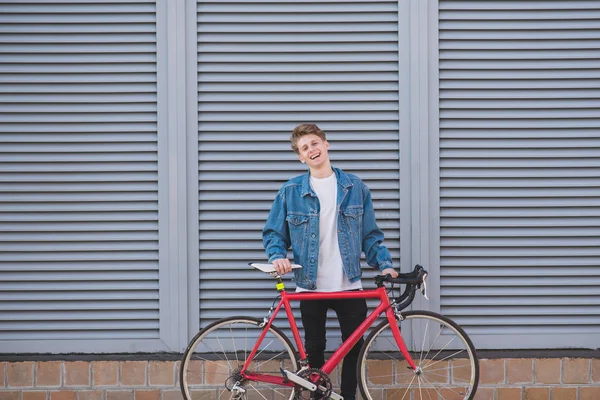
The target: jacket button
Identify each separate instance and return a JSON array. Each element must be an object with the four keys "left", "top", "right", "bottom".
[
  {"left": 311, "top": 259, "right": 315, "bottom": 263},
  {"left": 311, "top": 234, "right": 316, "bottom": 238},
  {"left": 313, "top": 210, "right": 317, "bottom": 214}
]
